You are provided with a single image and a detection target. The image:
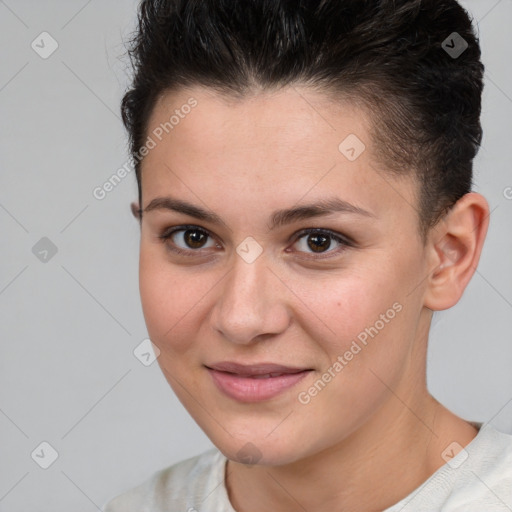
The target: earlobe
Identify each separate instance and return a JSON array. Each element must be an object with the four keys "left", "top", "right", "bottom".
[{"left": 424, "top": 193, "right": 490, "bottom": 311}]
